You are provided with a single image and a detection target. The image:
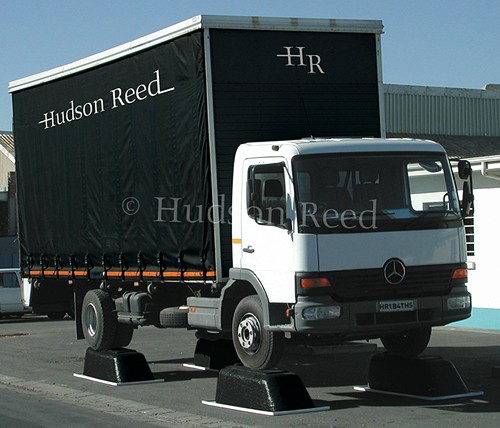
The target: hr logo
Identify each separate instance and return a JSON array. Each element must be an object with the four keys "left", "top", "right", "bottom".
[{"left": 276, "top": 46, "right": 325, "bottom": 74}]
